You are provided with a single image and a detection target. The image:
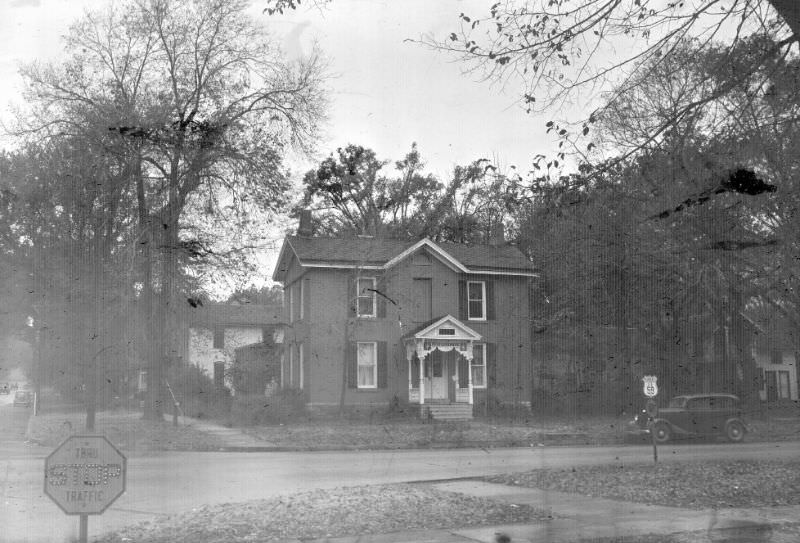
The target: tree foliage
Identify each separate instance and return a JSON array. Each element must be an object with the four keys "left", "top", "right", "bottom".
[{"left": 5, "top": 0, "right": 327, "bottom": 418}]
